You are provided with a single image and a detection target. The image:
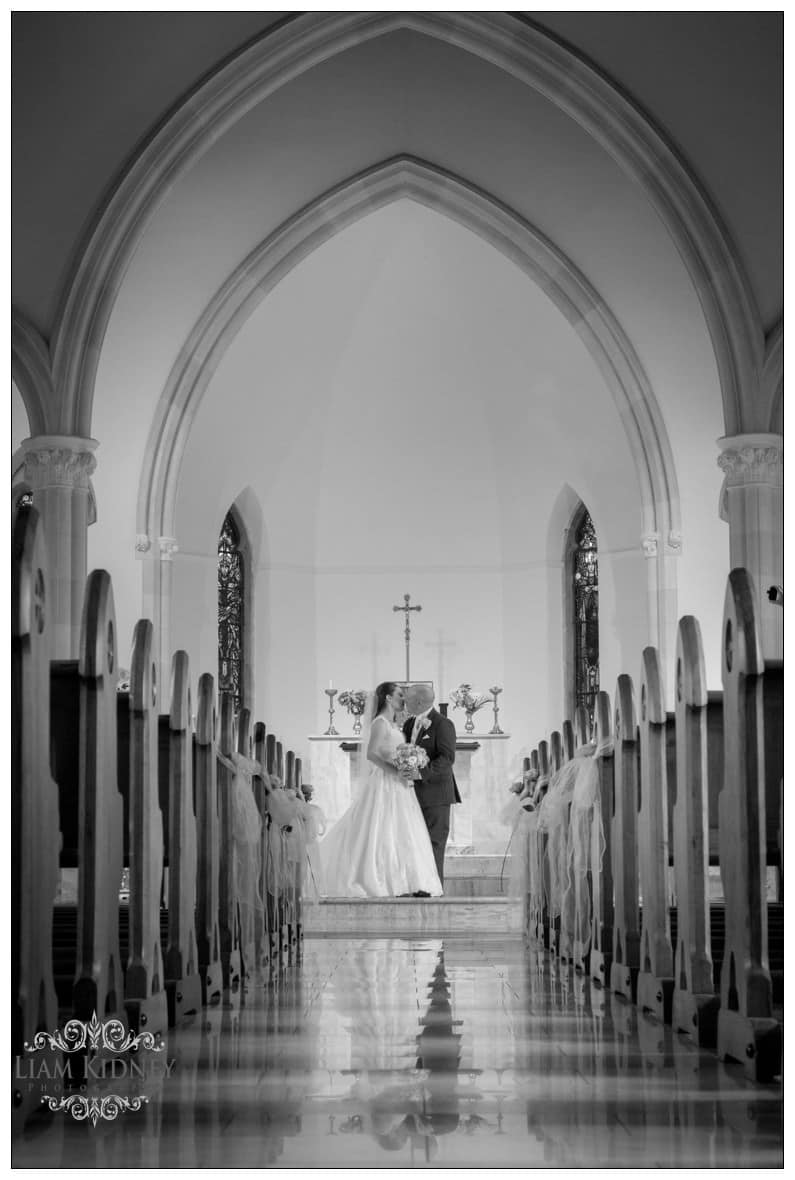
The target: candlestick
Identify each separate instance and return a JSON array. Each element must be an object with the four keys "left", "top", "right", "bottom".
[
  {"left": 324, "top": 687, "right": 339, "bottom": 736},
  {"left": 489, "top": 685, "right": 504, "bottom": 735}
]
